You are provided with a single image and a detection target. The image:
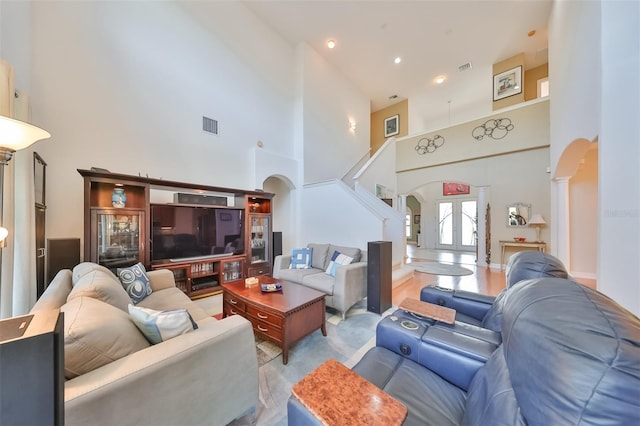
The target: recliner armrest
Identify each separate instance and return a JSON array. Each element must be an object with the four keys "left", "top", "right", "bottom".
[
  {"left": 420, "top": 286, "right": 495, "bottom": 321},
  {"left": 419, "top": 326, "right": 498, "bottom": 391}
]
